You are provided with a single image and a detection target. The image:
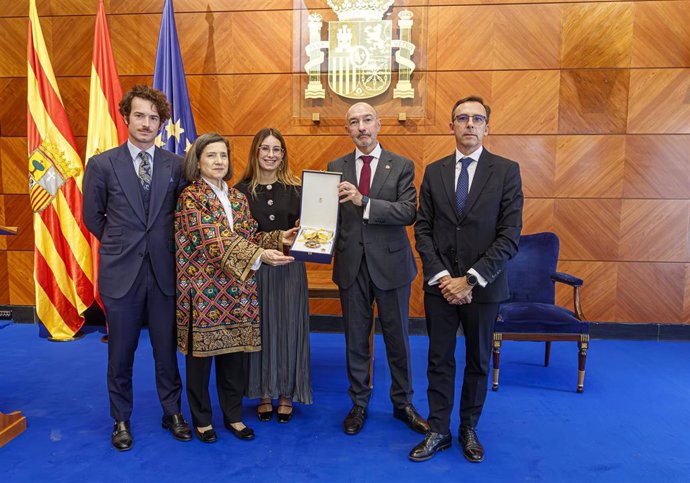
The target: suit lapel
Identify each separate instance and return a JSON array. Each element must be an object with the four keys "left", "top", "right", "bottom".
[
  {"left": 147, "top": 147, "right": 173, "bottom": 227},
  {"left": 368, "top": 149, "right": 392, "bottom": 199},
  {"left": 111, "top": 144, "right": 146, "bottom": 225},
  {"left": 440, "top": 154, "right": 458, "bottom": 220},
  {"left": 459, "top": 149, "right": 493, "bottom": 222},
  {"left": 343, "top": 152, "right": 358, "bottom": 186}
]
